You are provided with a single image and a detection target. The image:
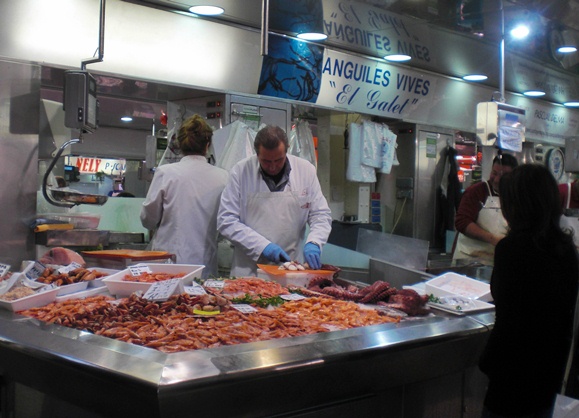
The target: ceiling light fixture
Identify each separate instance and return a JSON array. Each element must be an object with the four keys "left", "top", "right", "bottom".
[
  {"left": 558, "top": 46, "right": 578, "bottom": 54},
  {"left": 120, "top": 116, "right": 133, "bottom": 122},
  {"left": 523, "top": 90, "right": 546, "bottom": 97},
  {"left": 296, "top": 32, "right": 327, "bottom": 41},
  {"left": 463, "top": 74, "right": 488, "bottom": 81},
  {"left": 189, "top": 5, "right": 224, "bottom": 16},
  {"left": 384, "top": 54, "right": 411, "bottom": 62},
  {"left": 510, "top": 24, "right": 530, "bottom": 40},
  {"left": 564, "top": 101, "right": 579, "bottom": 108}
]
